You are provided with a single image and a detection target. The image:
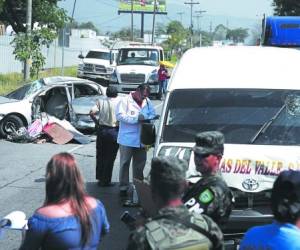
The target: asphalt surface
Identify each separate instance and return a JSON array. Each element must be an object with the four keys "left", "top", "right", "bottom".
[{"left": 0, "top": 100, "right": 163, "bottom": 250}]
